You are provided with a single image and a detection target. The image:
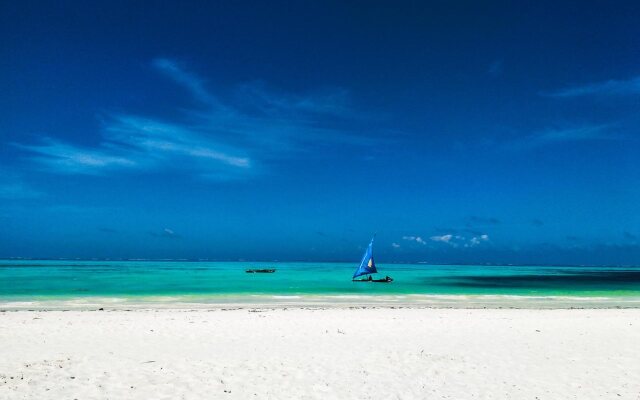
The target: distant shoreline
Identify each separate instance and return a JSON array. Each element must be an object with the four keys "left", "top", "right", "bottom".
[{"left": 1, "top": 258, "right": 639, "bottom": 268}]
